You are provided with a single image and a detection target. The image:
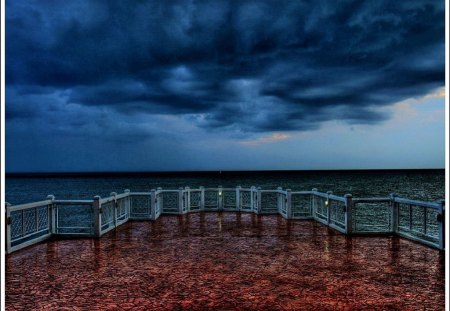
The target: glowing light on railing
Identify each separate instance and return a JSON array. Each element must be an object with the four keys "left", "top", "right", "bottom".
[
  {"left": 219, "top": 191, "right": 222, "bottom": 196},
  {"left": 325, "top": 200, "right": 329, "bottom": 206}
]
